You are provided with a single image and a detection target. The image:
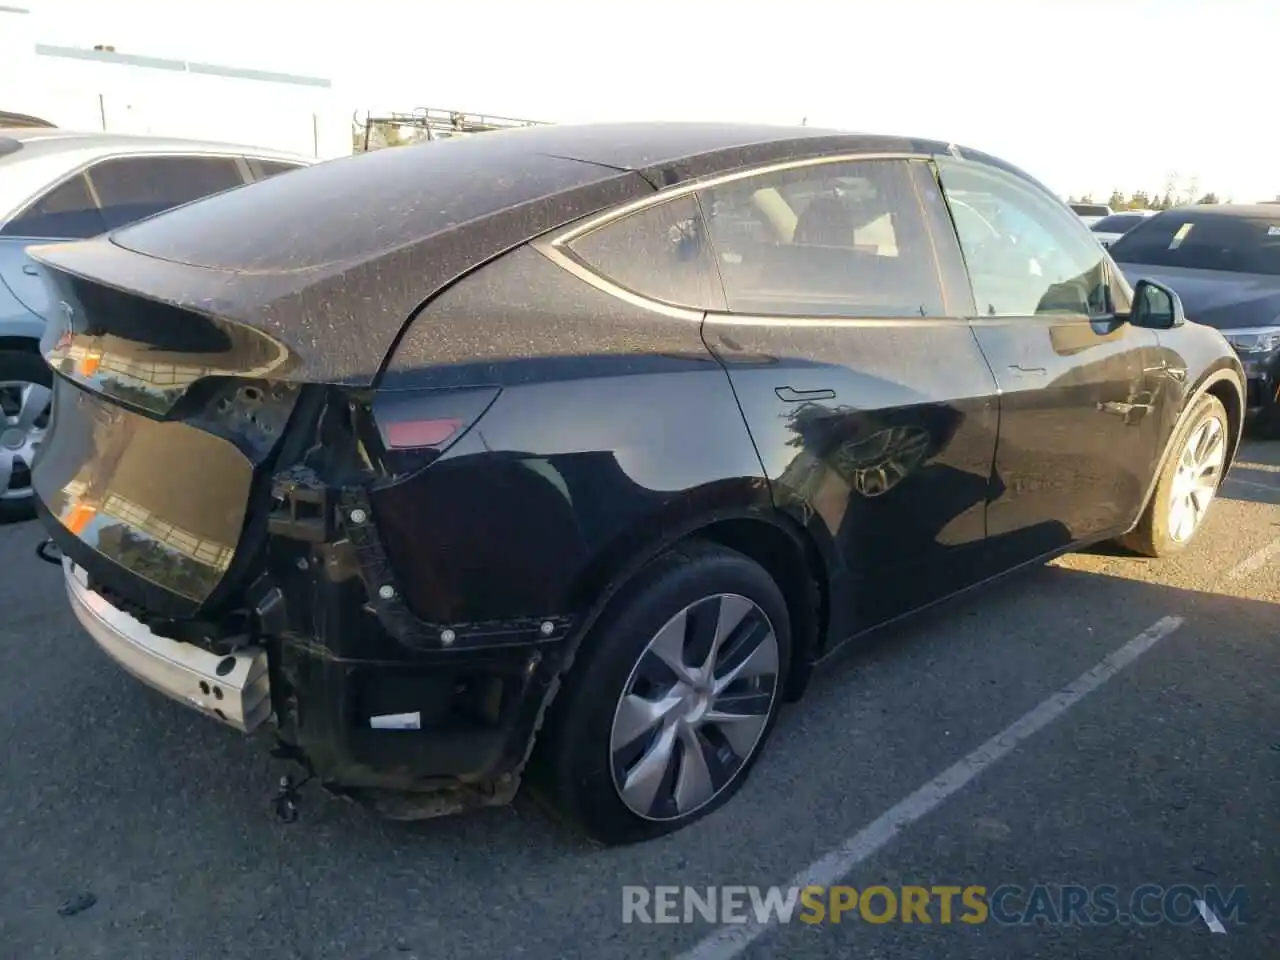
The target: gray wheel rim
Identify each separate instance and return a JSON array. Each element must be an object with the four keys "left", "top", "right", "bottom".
[
  {"left": 609, "top": 592, "right": 780, "bottom": 821},
  {"left": 0, "top": 379, "right": 50, "bottom": 501},
  {"left": 1167, "top": 413, "right": 1226, "bottom": 543}
]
